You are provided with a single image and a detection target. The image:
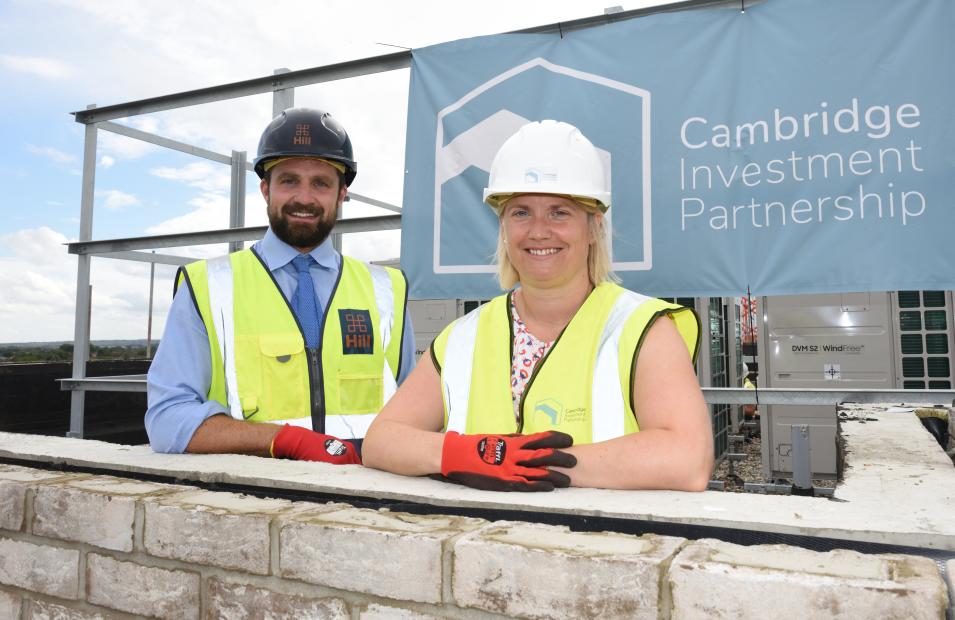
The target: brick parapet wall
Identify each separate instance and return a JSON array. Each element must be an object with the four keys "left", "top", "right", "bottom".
[{"left": 0, "top": 462, "right": 949, "bottom": 619}]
